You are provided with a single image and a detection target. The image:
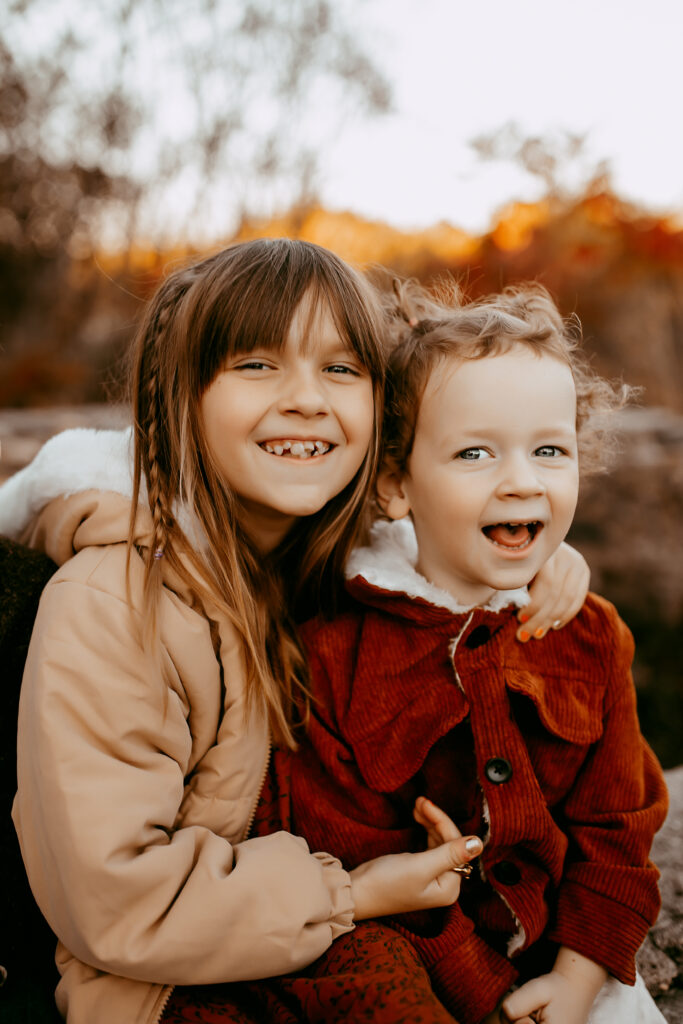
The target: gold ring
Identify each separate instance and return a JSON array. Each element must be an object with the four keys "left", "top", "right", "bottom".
[{"left": 451, "top": 863, "right": 473, "bottom": 877}]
